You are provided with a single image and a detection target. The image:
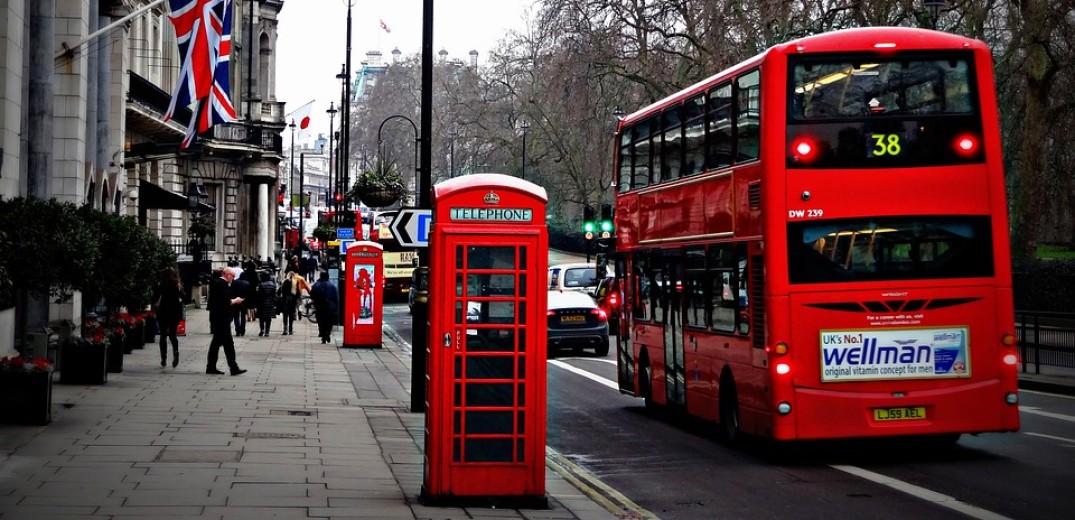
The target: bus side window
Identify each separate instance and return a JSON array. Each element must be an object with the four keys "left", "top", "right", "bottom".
[{"left": 736, "top": 70, "right": 761, "bottom": 163}]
